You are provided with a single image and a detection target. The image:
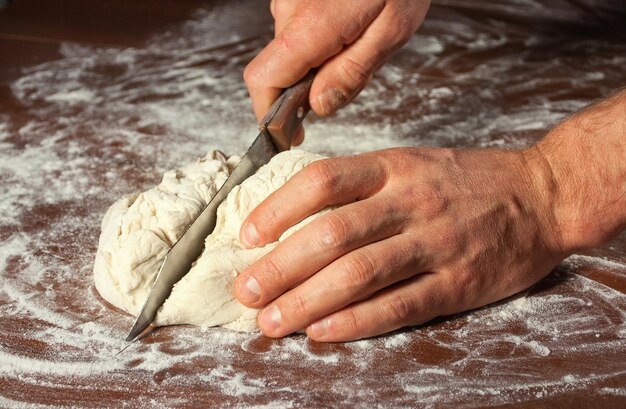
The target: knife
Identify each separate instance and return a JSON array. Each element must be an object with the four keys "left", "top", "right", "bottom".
[{"left": 125, "top": 71, "right": 316, "bottom": 342}]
